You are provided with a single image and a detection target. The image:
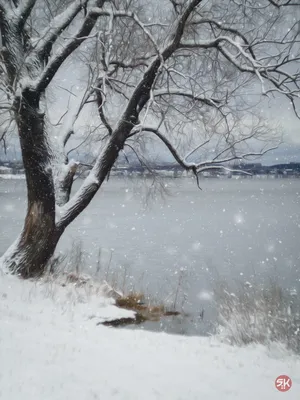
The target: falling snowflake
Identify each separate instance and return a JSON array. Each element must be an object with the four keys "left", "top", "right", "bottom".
[
  {"left": 234, "top": 213, "right": 244, "bottom": 224},
  {"left": 192, "top": 242, "right": 202, "bottom": 251},
  {"left": 197, "top": 291, "right": 214, "bottom": 301}
]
